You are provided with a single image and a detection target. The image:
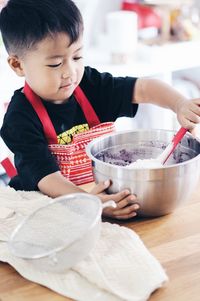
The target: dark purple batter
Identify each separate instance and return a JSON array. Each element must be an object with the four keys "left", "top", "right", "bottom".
[{"left": 95, "top": 140, "right": 195, "bottom": 167}]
